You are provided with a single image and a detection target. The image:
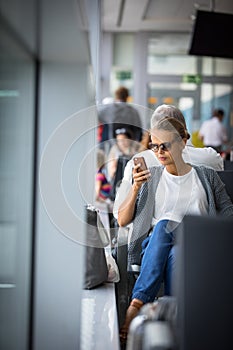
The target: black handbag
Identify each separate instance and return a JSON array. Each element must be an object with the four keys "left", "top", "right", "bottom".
[{"left": 83, "top": 205, "right": 110, "bottom": 289}]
